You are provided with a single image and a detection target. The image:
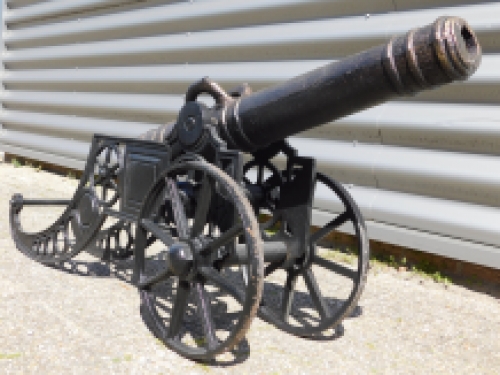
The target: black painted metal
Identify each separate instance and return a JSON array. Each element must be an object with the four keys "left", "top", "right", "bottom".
[
  {"left": 86, "top": 220, "right": 135, "bottom": 261},
  {"left": 221, "top": 242, "right": 288, "bottom": 266},
  {"left": 13, "top": 198, "right": 72, "bottom": 206},
  {"left": 241, "top": 140, "right": 369, "bottom": 336},
  {"left": 10, "top": 139, "right": 109, "bottom": 264},
  {"left": 220, "top": 17, "right": 481, "bottom": 151},
  {"left": 8, "top": 17, "right": 481, "bottom": 361},
  {"left": 134, "top": 159, "right": 263, "bottom": 360}
]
